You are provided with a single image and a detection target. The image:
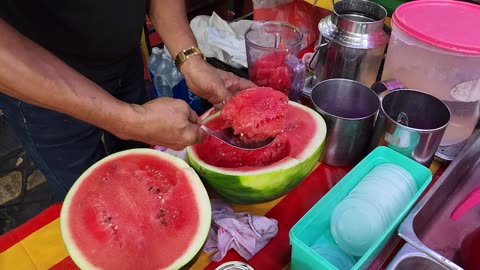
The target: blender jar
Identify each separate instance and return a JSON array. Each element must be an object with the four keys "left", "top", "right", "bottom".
[{"left": 245, "top": 21, "right": 305, "bottom": 101}]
